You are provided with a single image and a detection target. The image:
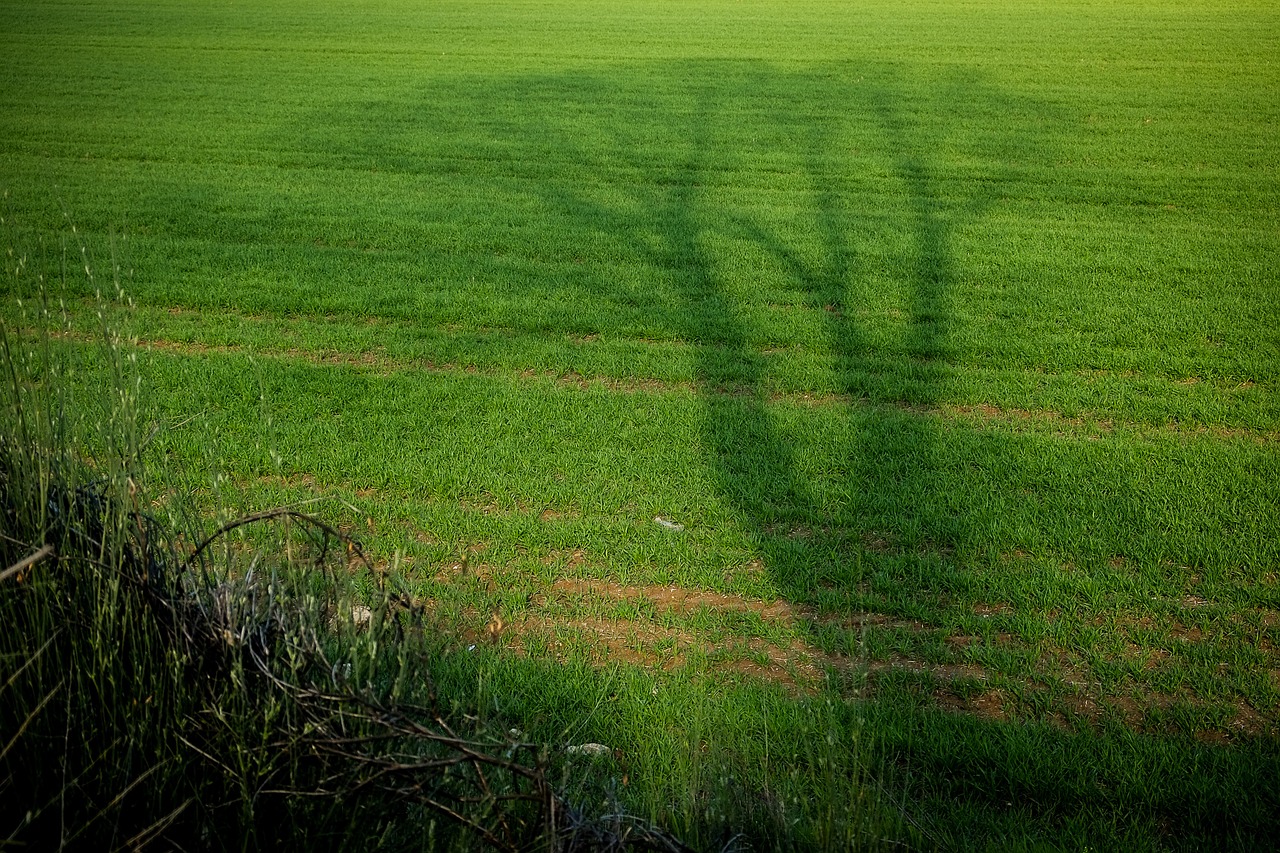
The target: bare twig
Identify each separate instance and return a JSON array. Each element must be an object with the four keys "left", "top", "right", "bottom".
[
  {"left": 116, "top": 797, "right": 192, "bottom": 852},
  {"left": 180, "top": 507, "right": 375, "bottom": 578},
  {"left": 0, "top": 631, "right": 59, "bottom": 694},
  {"left": 1, "top": 543, "right": 55, "bottom": 582},
  {"left": 0, "top": 680, "right": 63, "bottom": 763},
  {"left": 60, "top": 760, "right": 170, "bottom": 848}
]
